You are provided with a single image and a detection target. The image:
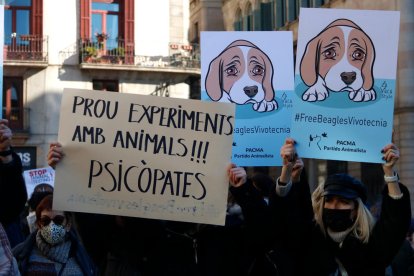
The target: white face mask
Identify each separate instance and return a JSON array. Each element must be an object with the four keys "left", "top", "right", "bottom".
[
  {"left": 26, "top": 212, "right": 37, "bottom": 233},
  {"left": 40, "top": 222, "right": 67, "bottom": 245}
]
